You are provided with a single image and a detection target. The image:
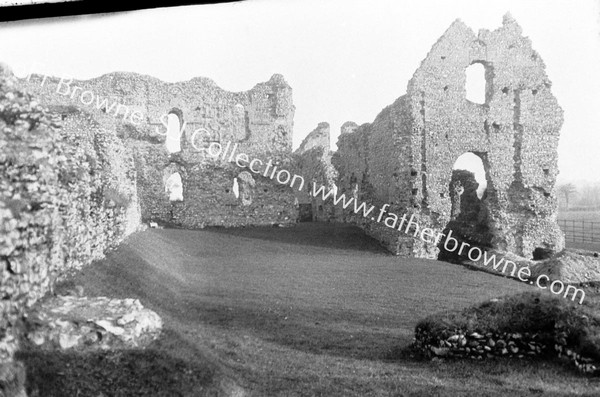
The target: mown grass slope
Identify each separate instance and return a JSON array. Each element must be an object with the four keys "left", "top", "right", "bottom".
[{"left": 22, "top": 223, "right": 600, "bottom": 396}]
